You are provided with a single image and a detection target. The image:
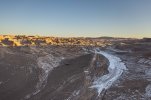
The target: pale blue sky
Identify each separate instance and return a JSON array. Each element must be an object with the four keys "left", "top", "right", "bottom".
[{"left": 0, "top": 0, "right": 151, "bottom": 38}]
